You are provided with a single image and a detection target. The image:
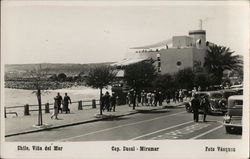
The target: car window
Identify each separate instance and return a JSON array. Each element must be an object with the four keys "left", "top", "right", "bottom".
[
  {"left": 234, "top": 100, "right": 243, "bottom": 106},
  {"left": 211, "top": 93, "right": 223, "bottom": 98},
  {"left": 229, "top": 100, "right": 243, "bottom": 108}
]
